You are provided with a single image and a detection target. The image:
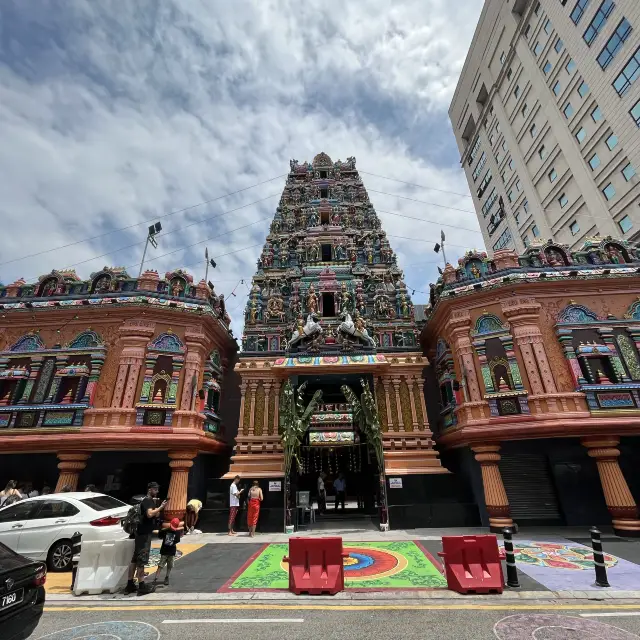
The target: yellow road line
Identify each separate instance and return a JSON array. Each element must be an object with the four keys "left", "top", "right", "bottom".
[{"left": 44, "top": 603, "right": 640, "bottom": 613}]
